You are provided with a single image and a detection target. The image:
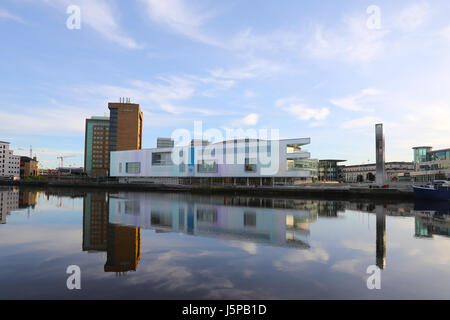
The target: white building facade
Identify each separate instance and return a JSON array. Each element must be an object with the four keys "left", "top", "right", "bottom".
[
  {"left": 341, "top": 162, "right": 414, "bottom": 183},
  {"left": 110, "top": 138, "right": 317, "bottom": 185},
  {"left": 0, "top": 188, "right": 19, "bottom": 224},
  {"left": 0, "top": 141, "right": 20, "bottom": 180}
]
